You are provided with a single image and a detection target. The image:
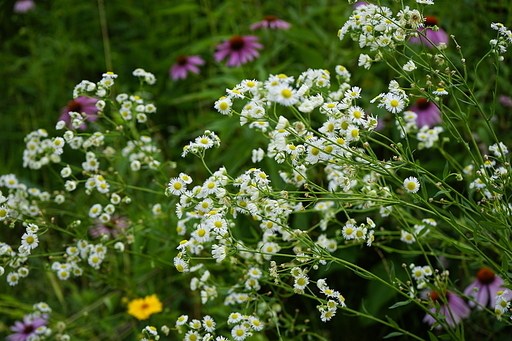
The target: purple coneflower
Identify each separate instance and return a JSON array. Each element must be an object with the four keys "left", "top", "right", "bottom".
[
  {"left": 423, "top": 290, "right": 470, "bottom": 329},
  {"left": 7, "top": 314, "right": 48, "bottom": 341},
  {"left": 250, "top": 15, "right": 291, "bottom": 30},
  {"left": 59, "top": 96, "right": 99, "bottom": 130},
  {"left": 464, "top": 268, "right": 508, "bottom": 310},
  {"left": 14, "top": 0, "right": 35, "bottom": 13},
  {"left": 409, "top": 16, "right": 449, "bottom": 48},
  {"left": 214, "top": 35, "right": 263, "bottom": 67},
  {"left": 407, "top": 98, "right": 441, "bottom": 128},
  {"left": 169, "top": 55, "right": 205, "bottom": 81},
  {"left": 89, "top": 214, "right": 130, "bottom": 239}
]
